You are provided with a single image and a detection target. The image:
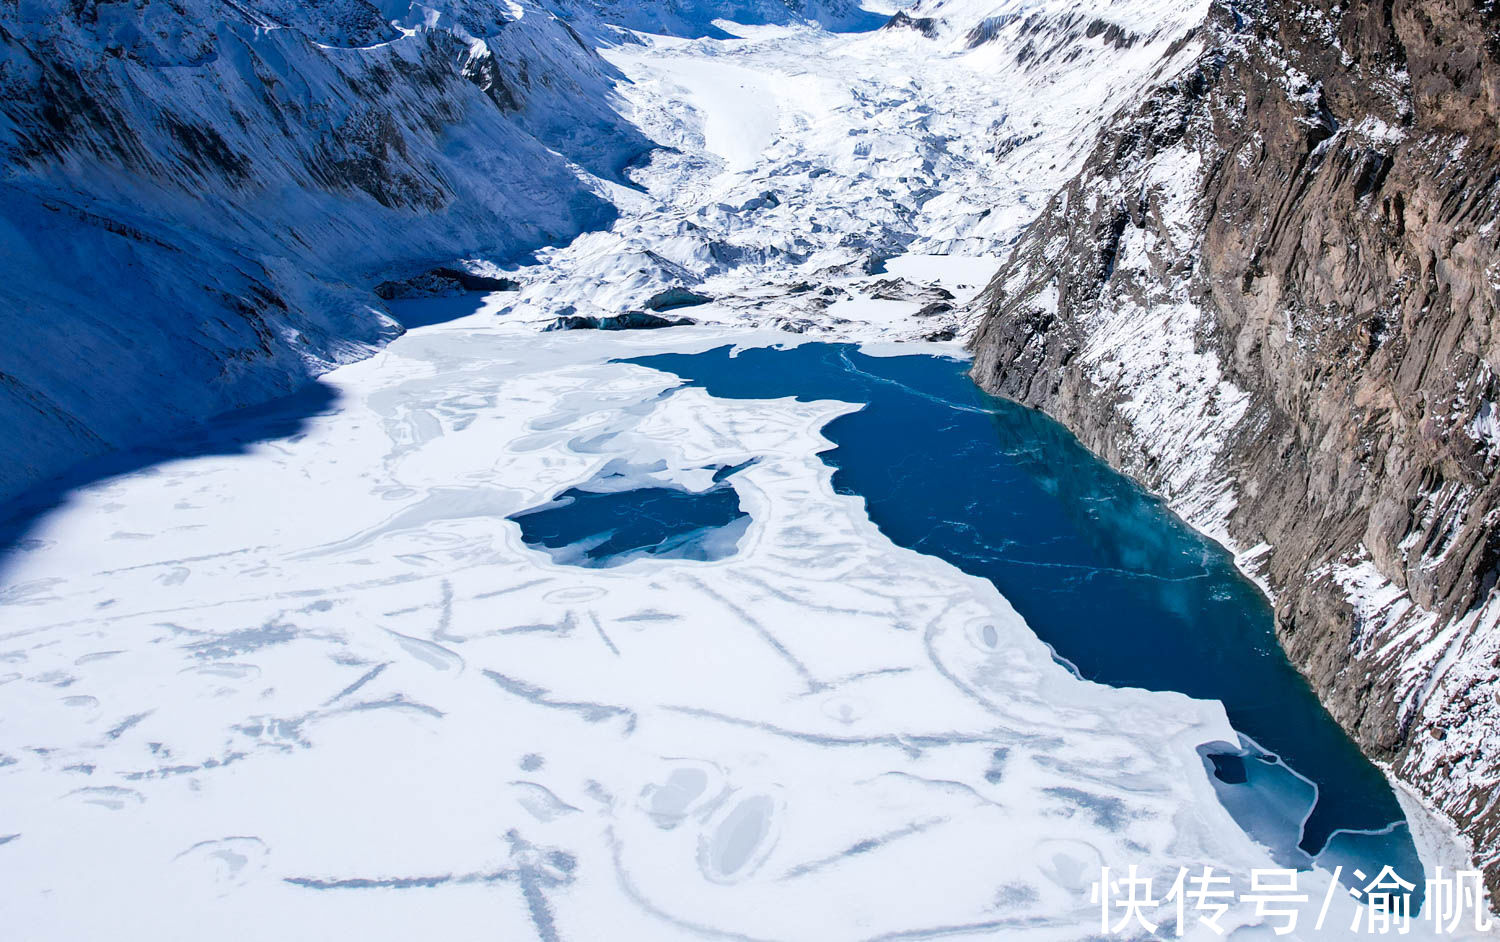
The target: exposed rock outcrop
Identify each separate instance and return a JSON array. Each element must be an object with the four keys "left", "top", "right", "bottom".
[
  {"left": 881, "top": 11, "right": 939, "bottom": 38},
  {"left": 642, "top": 286, "right": 713, "bottom": 311},
  {"left": 970, "top": 0, "right": 1500, "bottom": 886},
  {"left": 544, "top": 310, "right": 695, "bottom": 330},
  {"left": 374, "top": 266, "right": 521, "bottom": 300}
]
